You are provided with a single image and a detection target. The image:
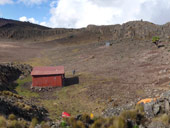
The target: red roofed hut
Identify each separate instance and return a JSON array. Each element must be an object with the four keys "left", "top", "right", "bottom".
[{"left": 31, "top": 66, "right": 65, "bottom": 87}]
